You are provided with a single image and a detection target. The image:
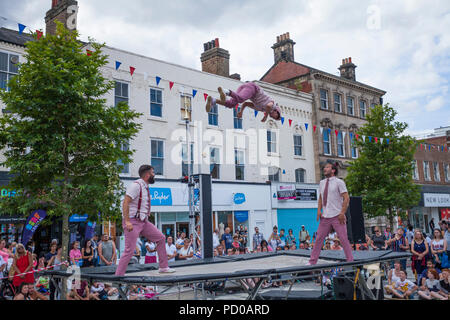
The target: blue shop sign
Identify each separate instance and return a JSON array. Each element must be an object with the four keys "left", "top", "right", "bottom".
[
  {"left": 234, "top": 211, "right": 249, "bottom": 223},
  {"left": 233, "top": 193, "right": 246, "bottom": 205},
  {"left": 150, "top": 188, "right": 172, "bottom": 206},
  {"left": 69, "top": 214, "right": 88, "bottom": 222}
]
